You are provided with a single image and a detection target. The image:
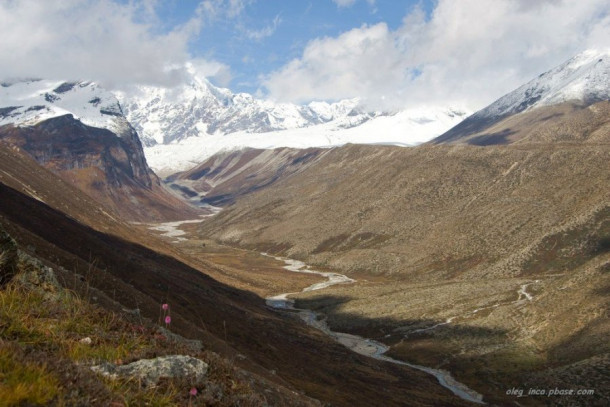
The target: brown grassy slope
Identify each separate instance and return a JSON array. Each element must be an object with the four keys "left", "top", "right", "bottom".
[
  {"left": 1, "top": 258, "right": 300, "bottom": 407},
  {"left": 0, "top": 142, "right": 322, "bottom": 299},
  {"left": 431, "top": 100, "right": 610, "bottom": 146},
  {"left": 0, "top": 147, "right": 471, "bottom": 406},
  {"left": 196, "top": 115, "right": 610, "bottom": 405},
  {"left": 199, "top": 142, "right": 609, "bottom": 281},
  {"left": 167, "top": 147, "right": 329, "bottom": 207}
]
